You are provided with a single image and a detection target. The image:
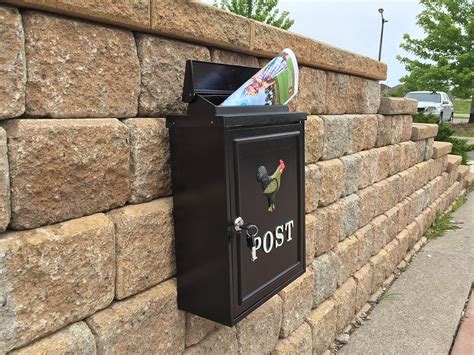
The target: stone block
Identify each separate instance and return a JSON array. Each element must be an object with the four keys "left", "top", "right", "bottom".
[
  {"left": 406, "top": 141, "right": 418, "bottom": 167},
  {"left": 152, "top": 0, "right": 251, "bottom": 54},
  {"left": 384, "top": 206, "right": 400, "bottom": 242},
  {"left": 0, "top": 6, "right": 25, "bottom": 119},
  {"left": 272, "top": 322, "right": 312, "bottom": 355},
  {"left": 386, "top": 174, "right": 402, "bottom": 205},
  {"left": 395, "top": 229, "right": 410, "bottom": 262},
  {"left": 425, "top": 138, "right": 434, "bottom": 160},
  {"left": 333, "top": 278, "right": 357, "bottom": 333},
  {"left": 375, "top": 115, "right": 392, "bottom": 147},
  {"left": 446, "top": 154, "right": 462, "bottom": 173},
  {"left": 107, "top": 198, "right": 175, "bottom": 300},
  {"left": 389, "top": 144, "right": 403, "bottom": 175},
  {"left": 321, "top": 115, "right": 351, "bottom": 160},
  {"left": 124, "top": 118, "right": 171, "bottom": 203},
  {"left": 0, "top": 128, "right": 10, "bottom": 232},
  {"left": 400, "top": 115, "right": 413, "bottom": 142},
  {"left": 312, "top": 252, "right": 340, "bottom": 307},
  {"left": 340, "top": 194, "right": 360, "bottom": 240},
  {"left": 346, "top": 76, "right": 368, "bottom": 113},
  {"left": 335, "top": 236, "right": 359, "bottom": 286},
  {"left": 354, "top": 223, "right": 375, "bottom": 269},
  {"left": 87, "top": 279, "right": 185, "bottom": 354},
  {"left": 236, "top": 295, "right": 282, "bottom": 355},
  {"left": 378, "top": 97, "right": 418, "bottom": 115},
  {"left": 2, "top": 0, "right": 151, "bottom": 30},
  {"left": 432, "top": 141, "right": 452, "bottom": 159},
  {"left": 340, "top": 154, "right": 361, "bottom": 197},
  {"left": 305, "top": 115, "right": 325, "bottom": 164},
  {"left": 325, "top": 72, "right": 349, "bottom": 114},
  {"left": 353, "top": 264, "right": 373, "bottom": 312},
  {"left": 210, "top": 48, "right": 259, "bottom": 67},
  {"left": 185, "top": 327, "right": 237, "bottom": 355},
  {"left": 10, "top": 322, "right": 95, "bottom": 355},
  {"left": 305, "top": 164, "right": 320, "bottom": 213},
  {"left": 376, "top": 146, "right": 391, "bottom": 182},
  {"left": 357, "top": 186, "right": 377, "bottom": 228},
  {"left": 136, "top": 34, "right": 210, "bottom": 116},
  {"left": 350, "top": 114, "right": 378, "bottom": 153},
  {"left": 313, "top": 204, "right": 343, "bottom": 256},
  {"left": 0, "top": 214, "right": 115, "bottom": 352},
  {"left": 372, "top": 180, "right": 394, "bottom": 216},
  {"left": 279, "top": 269, "right": 313, "bottom": 337},
  {"left": 406, "top": 221, "right": 422, "bottom": 251},
  {"left": 307, "top": 299, "right": 337, "bottom": 355},
  {"left": 3, "top": 119, "right": 130, "bottom": 230},
  {"left": 390, "top": 116, "right": 405, "bottom": 144},
  {"left": 297, "top": 68, "right": 327, "bottom": 115},
  {"left": 398, "top": 142, "right": 412, "bottom": 171},
  {"left": 415, "top": 140, "right": 427, "bottom": 164},
  {"left": 411, "top": 123, "right": 439, "bottom": 141},
  {"left": 396, "top": 199, "right": 411, "bottom": 233},
  {"left": 23, "top": 11, "right": 139, "bottom": 118},
  {"left": 369, "top": 249, "right": 390, "bottom": 293},
  {"left": 366, "top": 80, "right": 381, "bottom": 113},
  {"left": 457, "top": 165, "right": 470, "bottom": 180},
  {"left": 384, "top": 238, "right": 400, "bottom": 273},
  {"left": 317, "top": 159, "right": 343, "bottom": 206},
  {"left": 358, "top": 149, "right": 378, "bottom": 189},
  {"left": 305, "top": 214, "right": 317, "bottom": 264},
  {"left": 185, "top": 314, "right": 219, "bottom": 347},
  {"left": 370, "top": 215, "right": 389, "bottom": 255}
]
